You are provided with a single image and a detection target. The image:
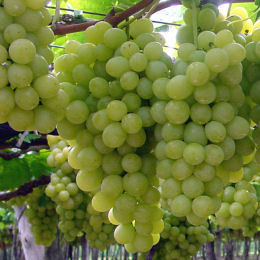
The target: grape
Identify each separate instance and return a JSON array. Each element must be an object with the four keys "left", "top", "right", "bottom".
[
  {"left": 166, "top": 75, "right": 193, "bottom": 100},
  {"left": 144, "top": 42, "right": 163, "bottom": 60},
  {"left": 8, "top": 64, "right": 33, "bottom": 88},
  {"left": 106, "top": 56, "right": 129, "bottom": 78},
  {"left": 129, "top": 18, "right": 153, "bottom": 38},
  {"left": 129, "top": 53, "right": 148, "bottom": 72},
  {"left": 104, "top": 28, "right": 127, "bottom": 49},
  {"left": 4, "top": 23, "right": 26, "bottom": 43},
  {"left": 15, "top": 9, "right": 44, "bottom": 32},
  {"left": 4, "top": 0, "right": 26, "bottom": 17},
  {"left": 198, "top": 31, "right": 216, "bottom": 50},
  {"left": 169, "top": 195, "right": 192, "bottom": 217},
  {"left": 198, "top": 8, "right": 216, "bottom": 30},
  {"left": 205, "top": 48, "right": 229, "bottom": 72},
  {"left": 186, "top": 62, "right": 210, "bottom": 86}
]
